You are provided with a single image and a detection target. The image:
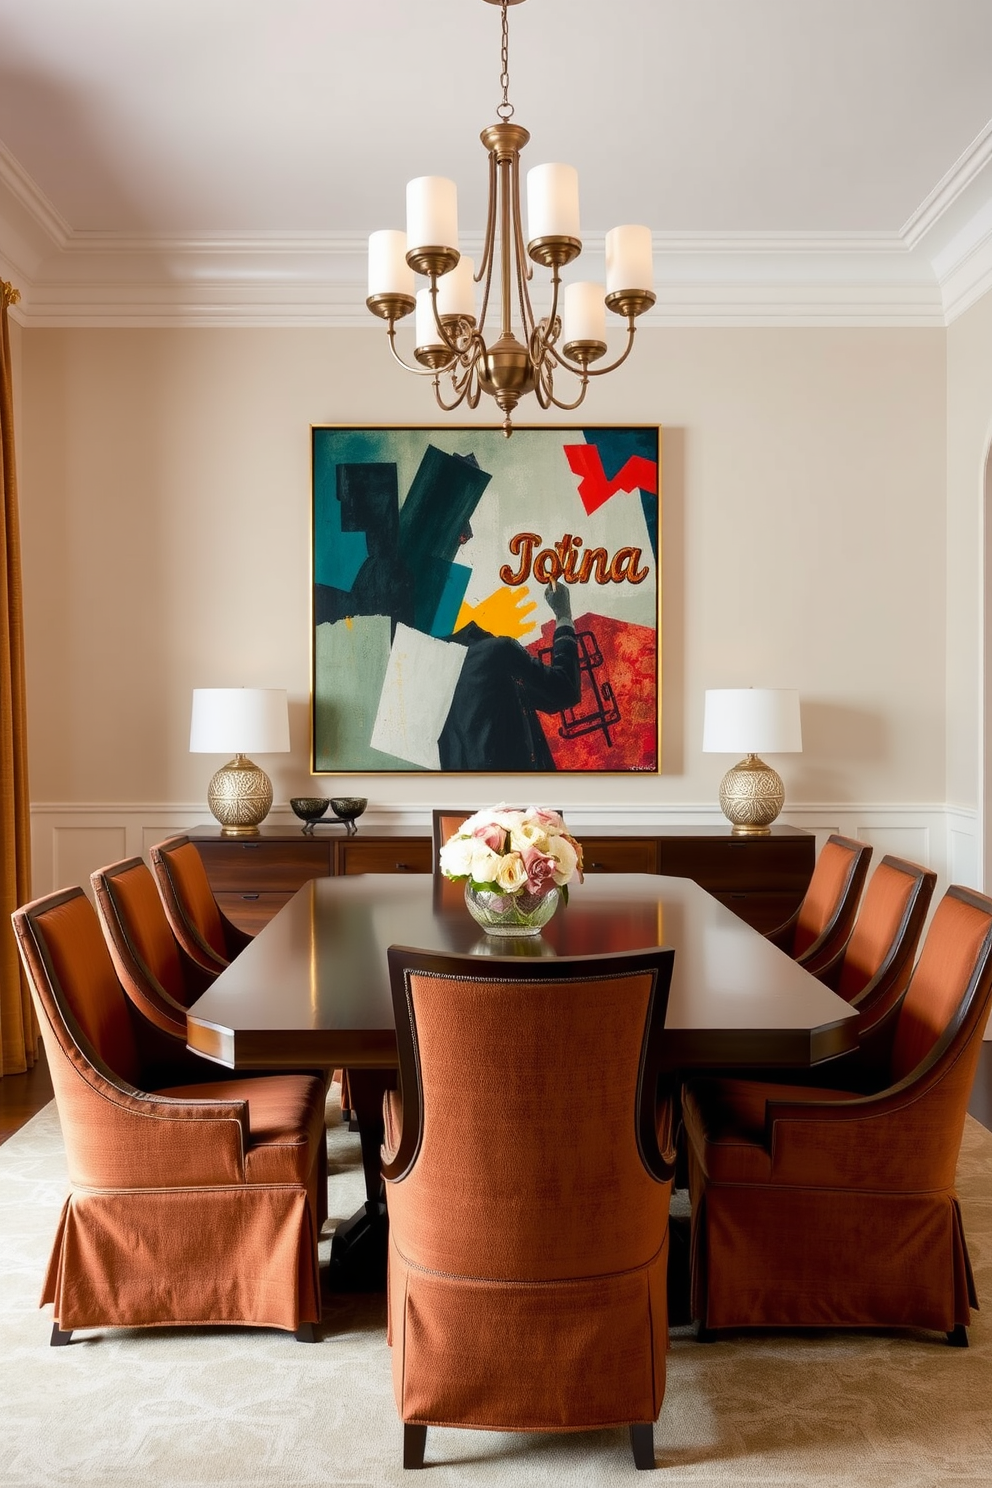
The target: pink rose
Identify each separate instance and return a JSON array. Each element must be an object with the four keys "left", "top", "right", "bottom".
[
  {"left": 527, "top": 807, "right": 563, "bottom": 829},
  {"left": 473, "top": 821, "right": 505, "bottom": 853},
  {"left": 521, "top": 845, "right": 557, "bottom": 895}
]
